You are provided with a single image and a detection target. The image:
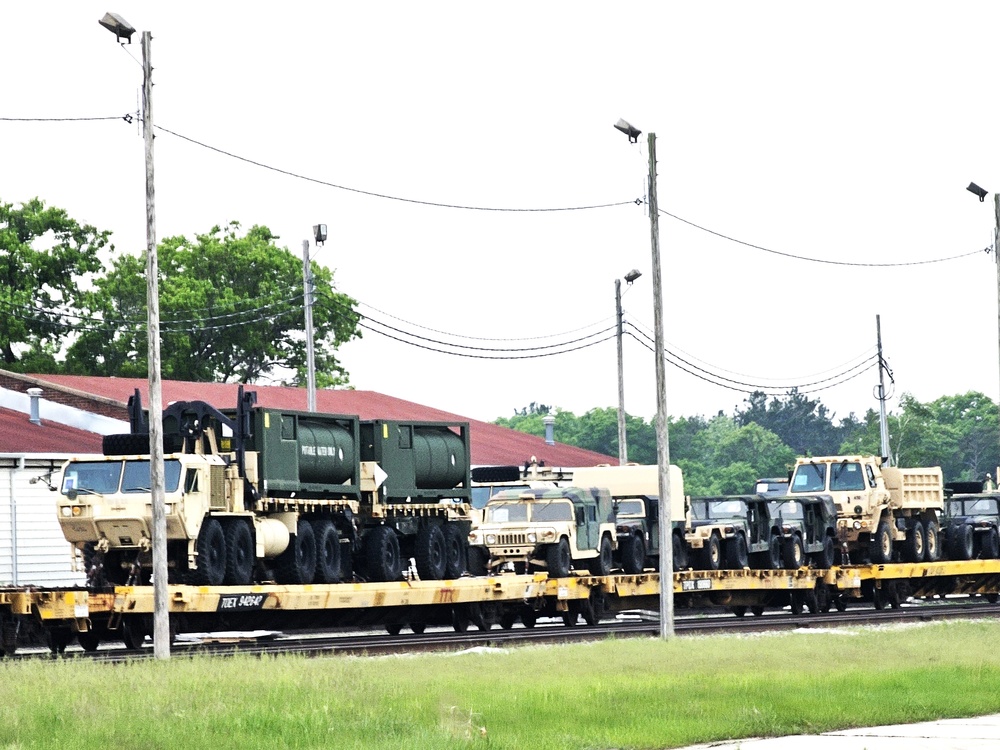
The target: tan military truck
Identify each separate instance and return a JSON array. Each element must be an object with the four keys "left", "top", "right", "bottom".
[
  {"left": 467, "top": 486, "right": 617, "bottom": 577},
  {"left": 787, "top": 455, "right": 944, "bottom": 564}
]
